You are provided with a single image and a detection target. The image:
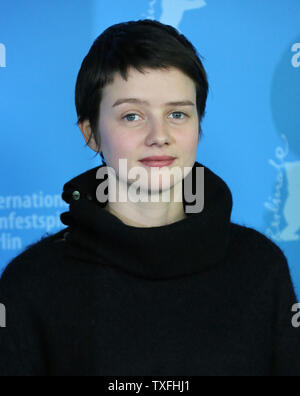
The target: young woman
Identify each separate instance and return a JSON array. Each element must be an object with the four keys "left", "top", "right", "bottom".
[{"left": 1, "top": 19, "right": 300, "bottom": 376}]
